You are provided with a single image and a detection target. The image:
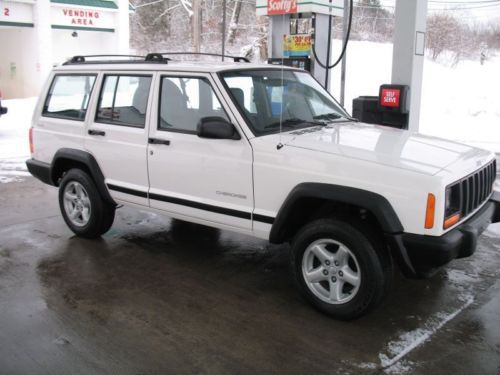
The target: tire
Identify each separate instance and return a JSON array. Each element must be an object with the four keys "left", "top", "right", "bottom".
[
  {"left": 58, "top": 168, "right": 115, "bottom": 238},
  {"left": 290, "top": 218, "right": 392, "bottom": 320}
]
